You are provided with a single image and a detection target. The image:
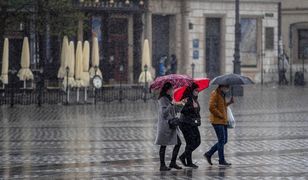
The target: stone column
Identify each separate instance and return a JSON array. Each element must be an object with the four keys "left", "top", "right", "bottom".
[
  {"left": 145, "top": 11, "right": 153, "bottom": 71},
  {"left": 128, "top": 15, "right": 134, "bottom": 83},
  {"left": 181, "top": 1, "right": 190, "bottom": 75}
]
